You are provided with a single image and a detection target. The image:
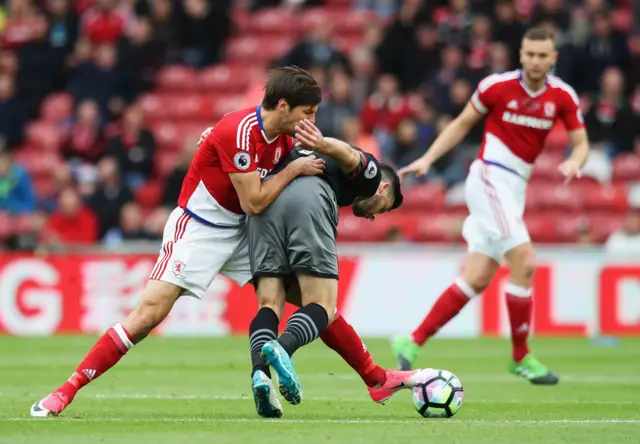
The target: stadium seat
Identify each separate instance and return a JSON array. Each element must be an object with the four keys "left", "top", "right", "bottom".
[
  {"left": 401, "top": 182, "right": 446, "bottom": 211},
  {"left": 208, "top": 94, "right": 248, "bottom": 120},
  {"left": 226, "top": 36, "right": 293, "bottom": 63},
  {"left": 154, "top": 151, "right": 180, "bottom": 178},
  {"left": 525, "top": 213, "right": 559, "bottom": 243},
  {"left": 25, "top": 122, "right": 61, "bottom": 152},
  {"left": 589, "top": 213, "right": 625, "bottom": 242},
  {"left": 15, "top": 150, "right": 62, "bottom": 177},
  {"left": 156, "top": 66, "right": 198, "bottom": 92},
  {"left": 536, "top": 183, "right": 583, "bottom": 212},
  {"left": 135, "top": 180, "right": 164, "bottom": 210},
  {"left": 612, "top": 154, "right": 640, "bottom": 182},
  {"left": 169, "top": 94, "right": 204, "bottom": 120},
  {"left": 337, "top": 212, "right": 396, "bottom": 242},
  {"left": 411, "top": 213, "right": 465, "bottom": 243},
  {"left": 581, "top": 183, "right": 628, "bottom": 212},
  {"left": 0, "top": 212, "right": 14, "bottom": 239},
  {"left": 198, "top": 63, "right": 254, "bottom": 93},
  {"left": 150, "top": 121, "right": 181, "bottom": 152},
  {"left": 247, "top": 8, "right": 295, "bottom": 36},
  {"left": 39, "top": 93, "right": 74, "bottom": 124},
  {"left": 137, "top": 93, "right": 170, "bottom": 121},
  {"left": 544, "top": 123, "right": 569, "bottom": 152},
  {"left": 531, "top": 152, "right": 563, "bottom": 181},
  {"left": 13, "top": 213, "right": 39, "bottom": 235},
  {"left": 555, "top": 214, "right": 590, "bottom": 243}
]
